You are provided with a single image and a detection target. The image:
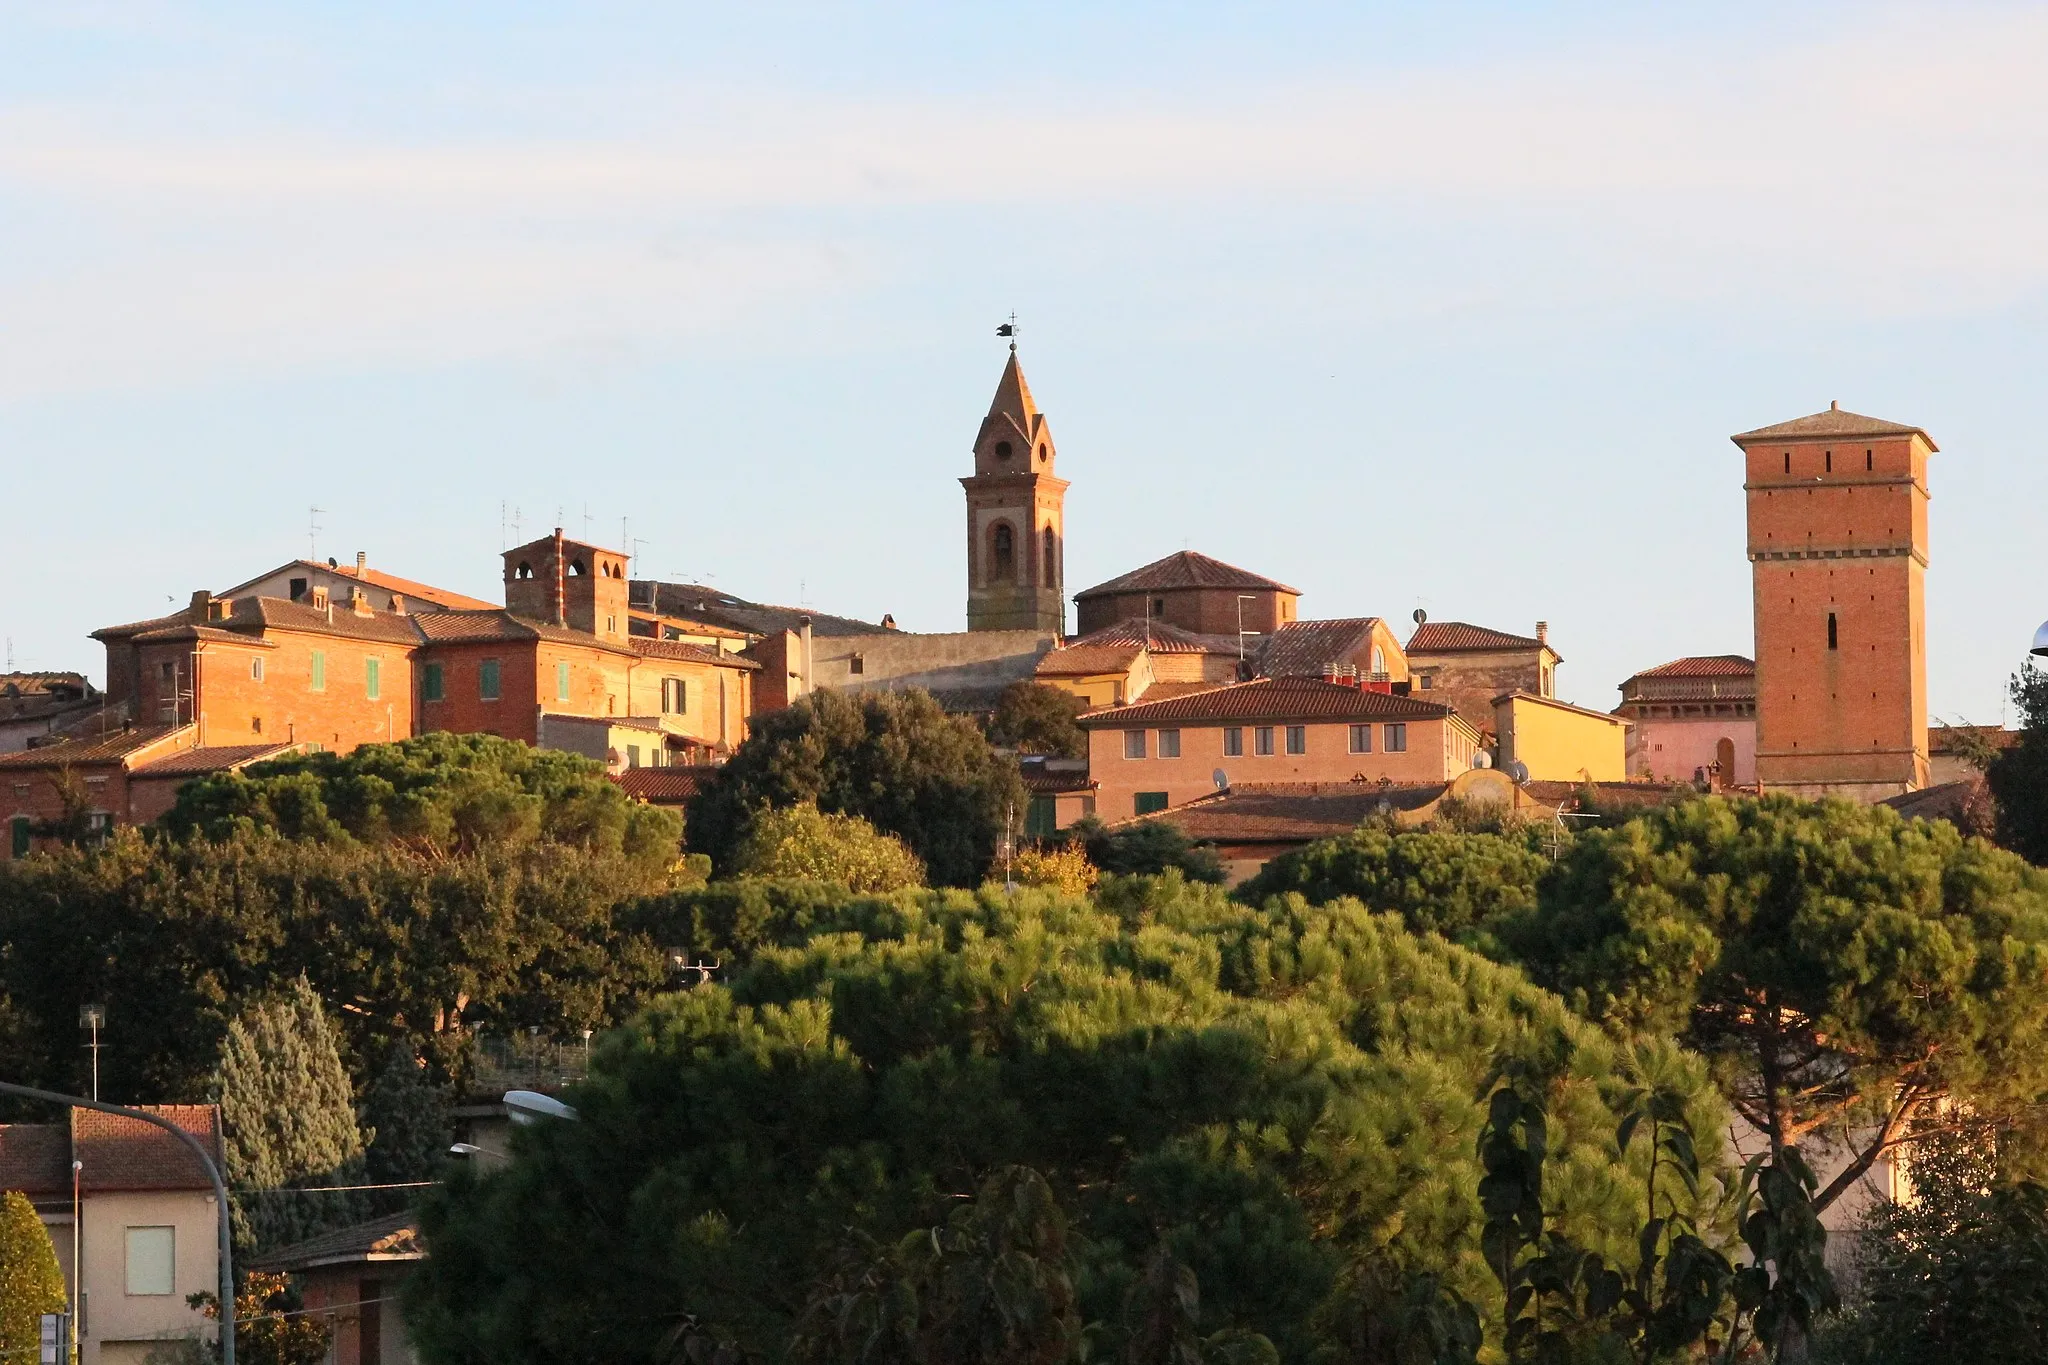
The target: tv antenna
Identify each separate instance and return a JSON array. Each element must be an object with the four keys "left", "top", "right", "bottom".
[{"left": 308, "top": 506, "right": 326, "bottom": 561}]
